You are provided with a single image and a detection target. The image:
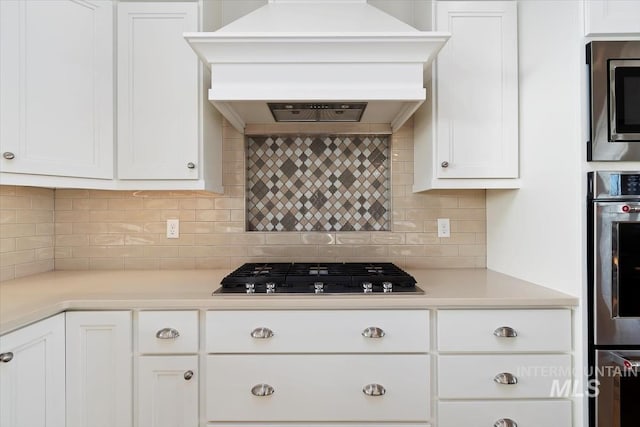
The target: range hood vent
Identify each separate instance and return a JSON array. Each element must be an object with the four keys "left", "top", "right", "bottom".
[
  {"left": 268, "top": 103, "right": 367, "bottom": 122},
  {"left": 185, "top": 0, "right": 450, "bottom": 132}
]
